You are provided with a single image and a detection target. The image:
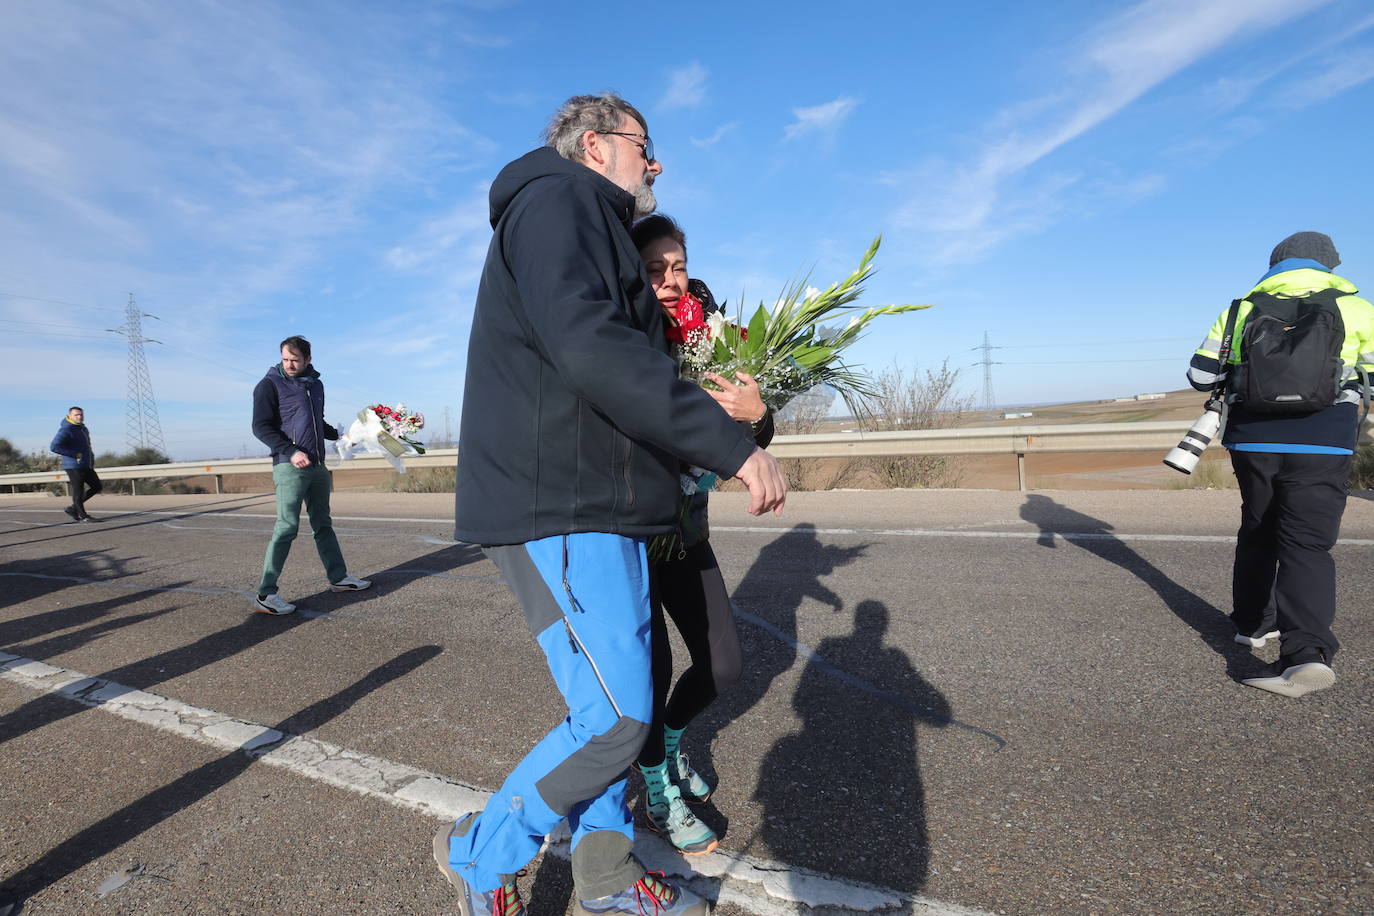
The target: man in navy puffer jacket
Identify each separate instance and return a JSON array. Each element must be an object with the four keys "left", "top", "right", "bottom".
[
  {"left": 249, "top": 335, "right": 370, "bottom": 615},
  {"left": 49, "top": 406, "right": 102, "bottom": 522}
]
